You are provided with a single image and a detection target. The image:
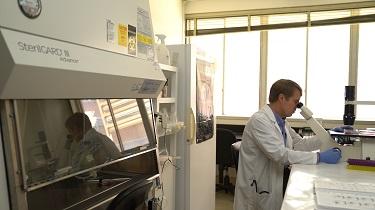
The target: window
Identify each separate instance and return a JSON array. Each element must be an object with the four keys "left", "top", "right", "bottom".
[
  {"left": 357, "top": 22, "right": 375, "bottom": 121},
  {"left": 307, "top": 24, "right": 350, "bottom": 120},
  {"left": 187, "top": 6, "right": 375, "bottom": 121},
  {"left": 224, "top": 32, "right": 260, "bottom": 116},
  {"left": 267, "top": 27, "right": 306, "bottom": 119}
]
